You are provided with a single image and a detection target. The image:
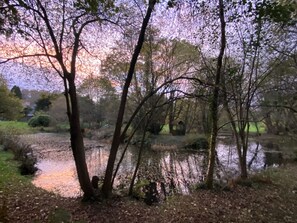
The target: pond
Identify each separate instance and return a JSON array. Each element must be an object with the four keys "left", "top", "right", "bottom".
[{"left": 28, "top": 133, "right": 286, "bottom": 198}]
